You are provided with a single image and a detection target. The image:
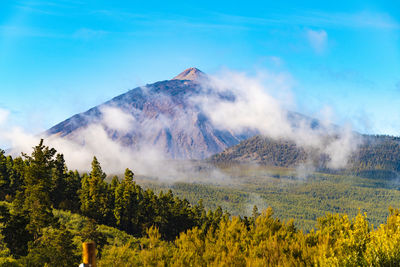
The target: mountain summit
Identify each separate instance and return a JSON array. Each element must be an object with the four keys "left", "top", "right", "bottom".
[{"left": 172, "top": 67, "right": 205, "bottom": 81}]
